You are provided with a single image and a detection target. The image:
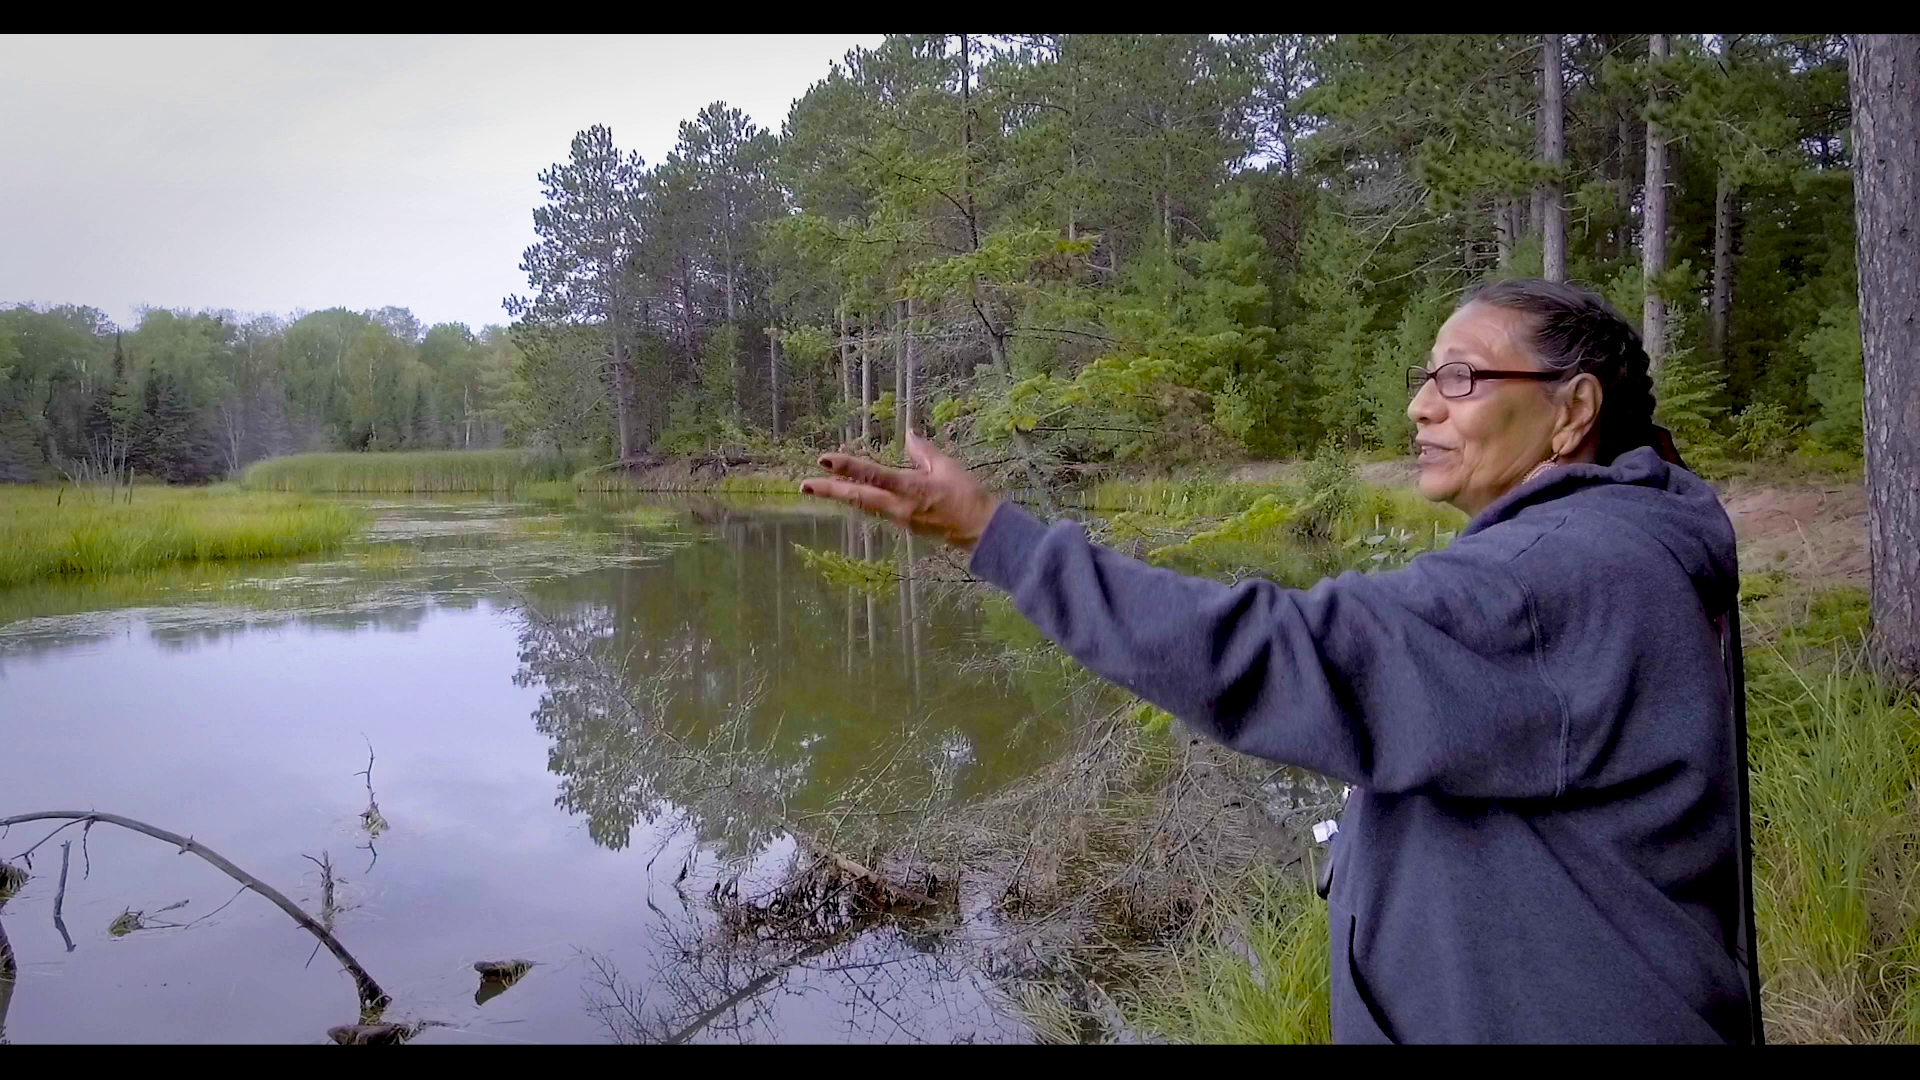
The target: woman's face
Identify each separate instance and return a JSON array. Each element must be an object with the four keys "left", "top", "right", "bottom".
[{"left": 1408, "top": 302, "right": 1561, "bottom": 517}]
